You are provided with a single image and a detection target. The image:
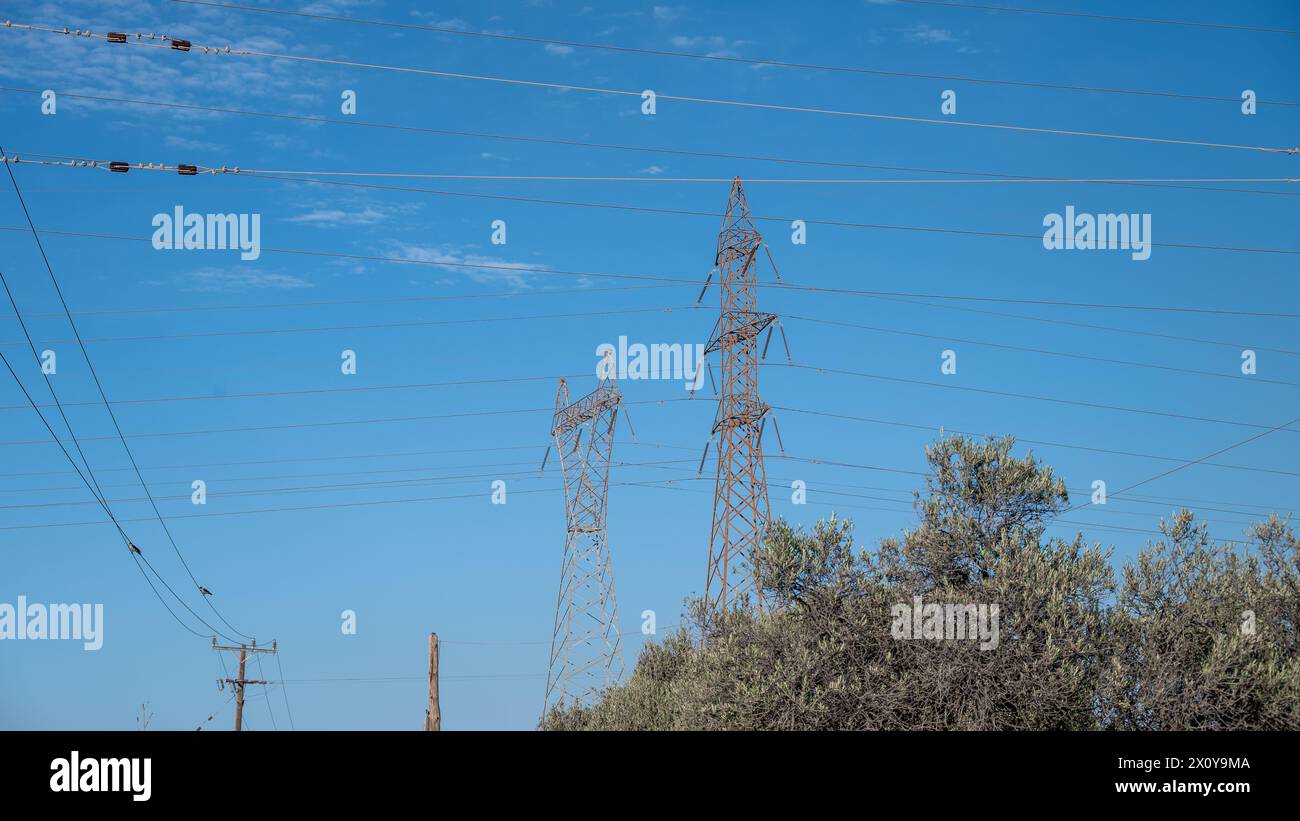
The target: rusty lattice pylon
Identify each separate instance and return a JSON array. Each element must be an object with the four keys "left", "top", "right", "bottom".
[
  {"left": 704, "top": 178, "right": 778, "bottom": 611},
  {"left": 542, "top": 368, "right": 626, "bottom": 714}
]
